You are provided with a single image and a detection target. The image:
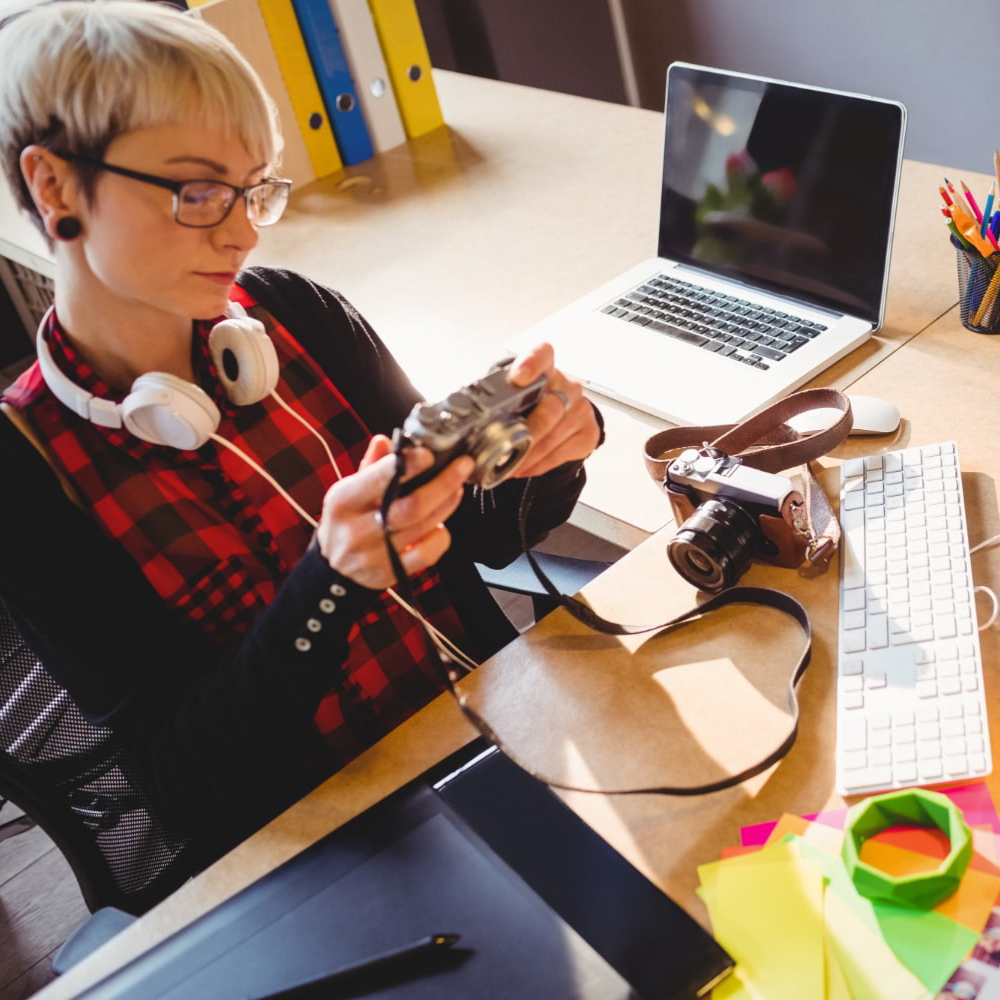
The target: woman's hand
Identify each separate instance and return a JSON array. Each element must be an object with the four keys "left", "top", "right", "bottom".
[
  {"left": 314, "top": 435, "right": 474, "bottom": 590},
  {"left": 507, "top": 342, "right": 601, "bottom": 478}
]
